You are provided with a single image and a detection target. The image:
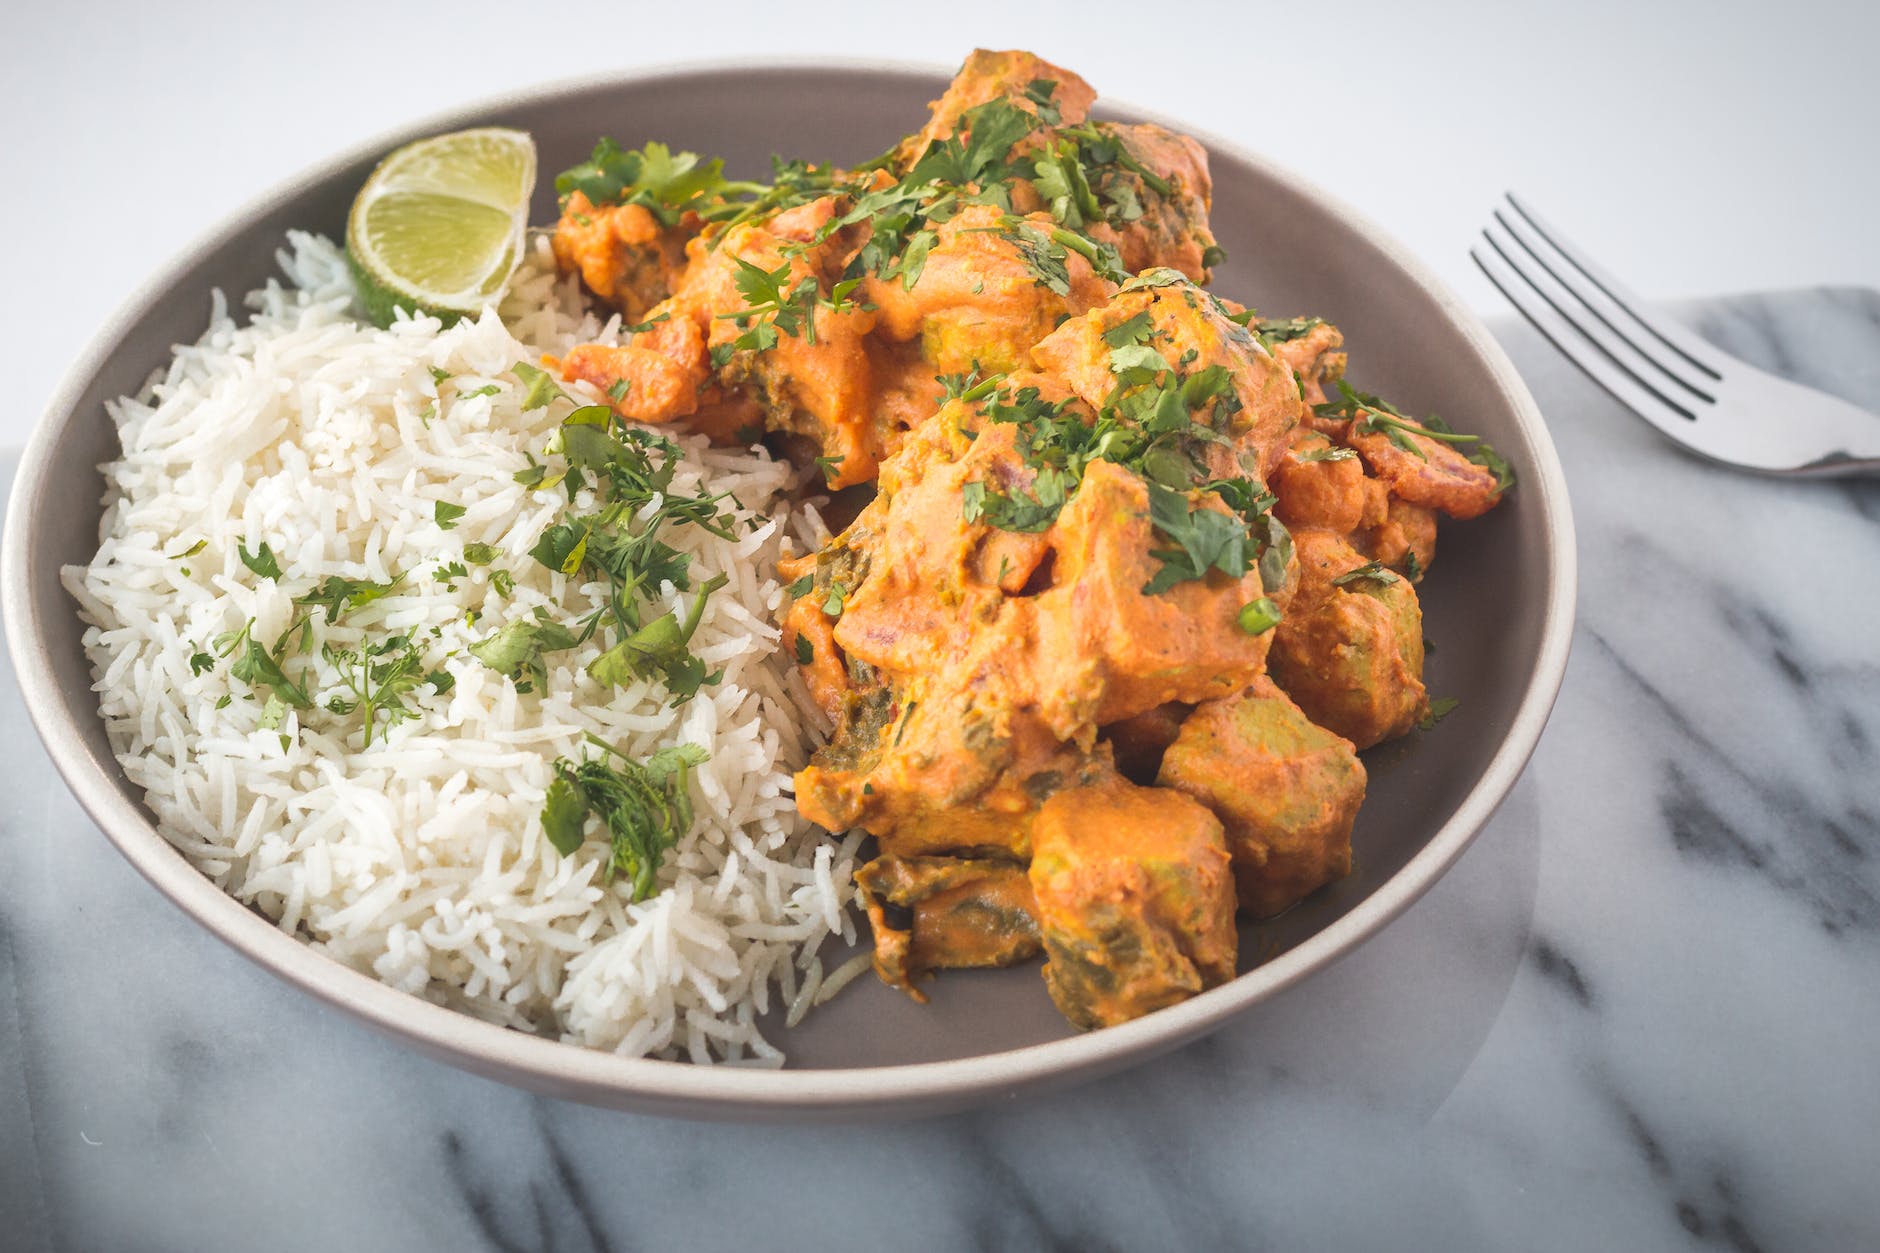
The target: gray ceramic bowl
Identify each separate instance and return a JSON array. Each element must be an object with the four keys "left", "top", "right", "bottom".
[{"left": 1, "top": 60, "right": 1574, "bottom": 1121}]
